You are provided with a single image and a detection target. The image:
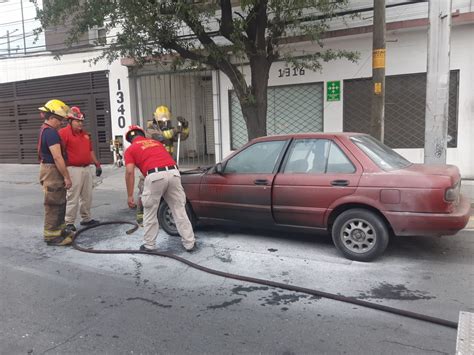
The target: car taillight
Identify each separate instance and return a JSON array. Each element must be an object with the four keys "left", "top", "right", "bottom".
[{"left": 445, "top": 180, "right": 461, "bottom": 202}]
